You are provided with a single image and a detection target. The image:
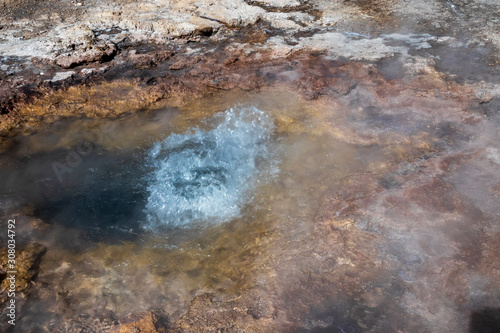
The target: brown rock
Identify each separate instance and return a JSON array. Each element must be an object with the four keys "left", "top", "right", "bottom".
[
  {"left": 111, "top": 311, "right": 169, "bottom": 333},
  {"left": 247, "top": 296, "right": 276, "bottom": 319},
  {"left": 0, "top": 243, "right": 46, "bottom": 292},
  {"left": 174, "top": 294, "right": 249, "bottom": 332},
  {"left": 55, "top": 42, "right": 117, "bottom": 69},
  {"left": 169, "top": 55, "right": 202, "bottom": 71}
]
